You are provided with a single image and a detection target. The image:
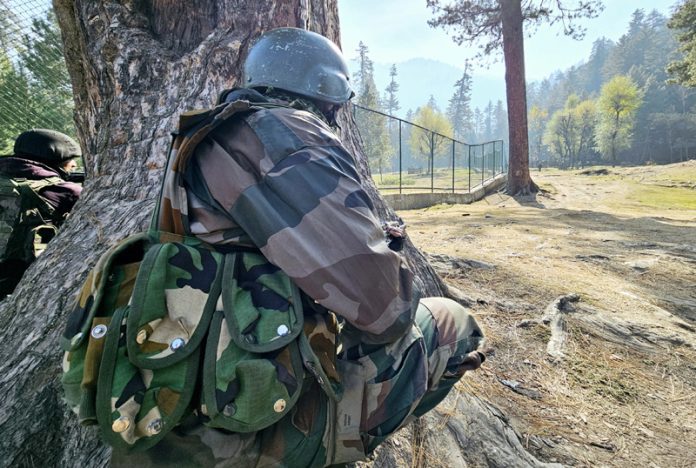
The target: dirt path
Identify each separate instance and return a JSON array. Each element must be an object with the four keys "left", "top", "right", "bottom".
[{"left": 400, "top": 162, "right": 696, "bottom": 467}]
